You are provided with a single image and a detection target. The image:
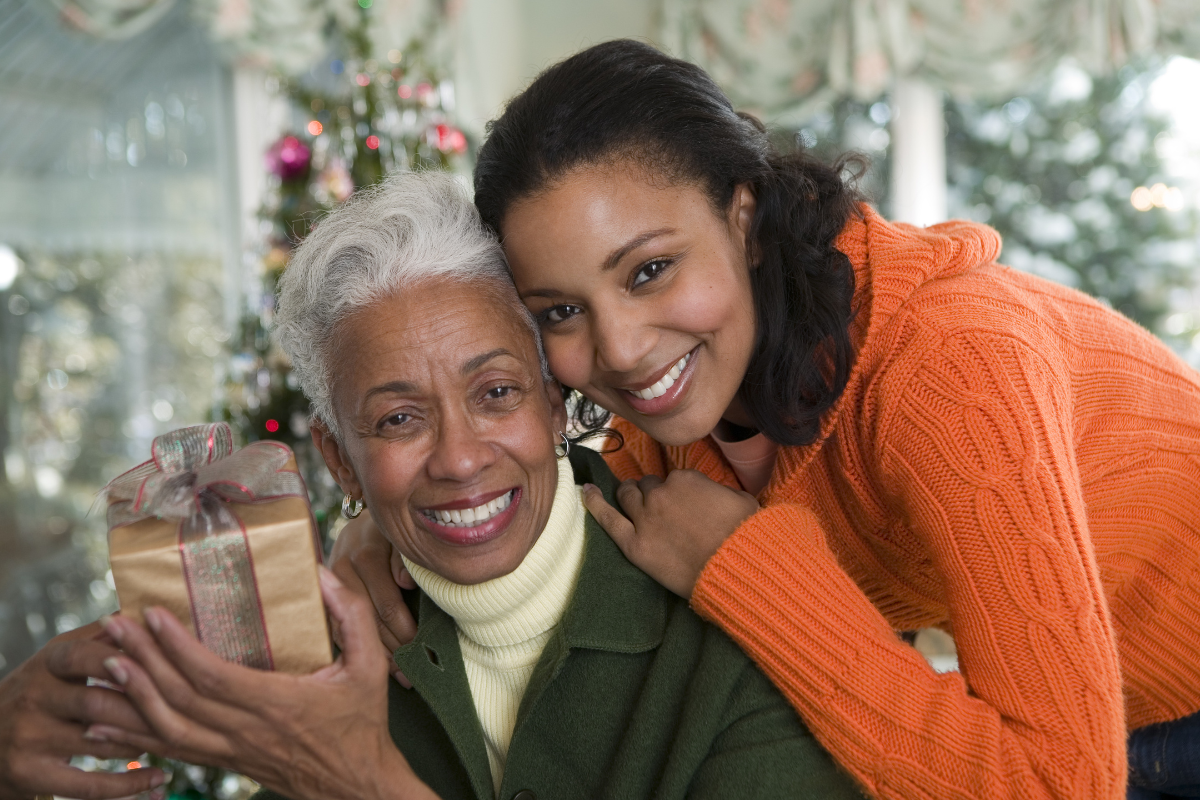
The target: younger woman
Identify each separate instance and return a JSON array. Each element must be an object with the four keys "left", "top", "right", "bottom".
[{"left": 338, "top": 40, "right": 1200, "bottom": 800}]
